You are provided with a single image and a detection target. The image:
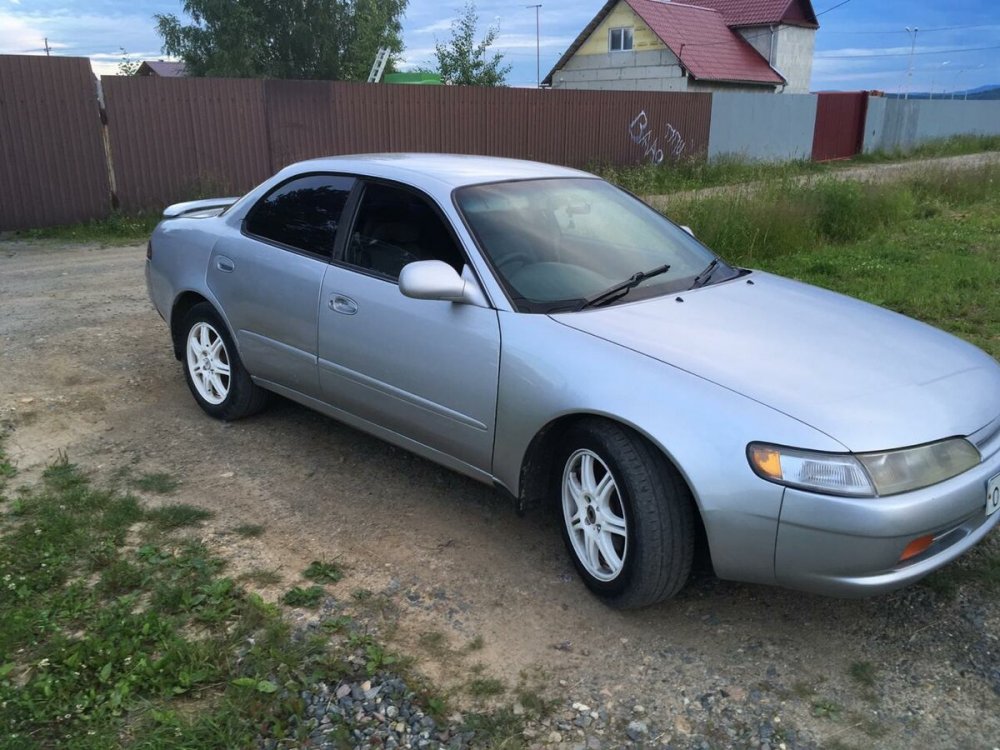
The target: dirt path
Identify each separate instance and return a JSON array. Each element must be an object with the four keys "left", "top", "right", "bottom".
[
  {"left": 2, "top": 240, "right": 999, "bottom": 749},
  {"left": 643, "top": 150, "right": 1000, "bottom": 210}
]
